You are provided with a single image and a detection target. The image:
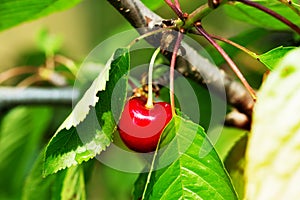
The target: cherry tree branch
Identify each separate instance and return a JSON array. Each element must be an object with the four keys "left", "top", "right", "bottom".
[
  {"left": 107, "top": 0, "right": 255, "bottom": 119},
  {"left": 0, "top": 87, "right": 79, "bottom": 111}
]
